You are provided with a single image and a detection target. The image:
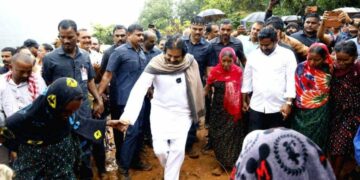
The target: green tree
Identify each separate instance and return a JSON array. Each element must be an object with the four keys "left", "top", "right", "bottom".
[
  {"left": 276, "top": 0, "right": 360, "bottom": 16},
  {"left": 137, "top": 0, "right": 360, "bottom": 35},
  {"left": 138, "top": 0, "right": 174, "bottom": 30},
  {"left": 139, "top": 0, "right": 200, "bottom": 36},
  {"left": 161, "top": 18, "right": 191, "bottom": 35},
  {"left": 92, "top": 24, "right": 114, "bottom": 45},
  {"left": 176, "top": 0, "right": 202, "bottom": 23},
  {"left": 200, "top": 0, "right": 248, "bottom": 28}
]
